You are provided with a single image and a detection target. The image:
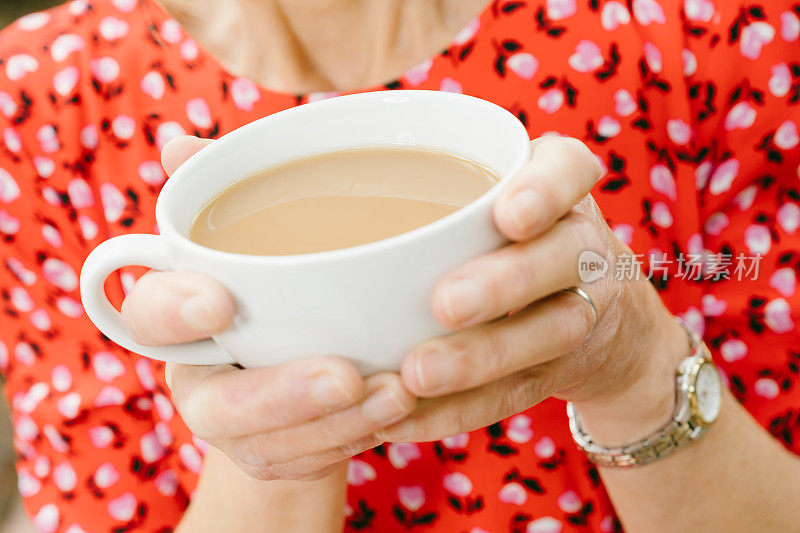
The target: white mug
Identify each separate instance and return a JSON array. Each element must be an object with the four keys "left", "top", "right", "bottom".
[{"left": 80, "top": 90, "right": 530, "bottom": 373}]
